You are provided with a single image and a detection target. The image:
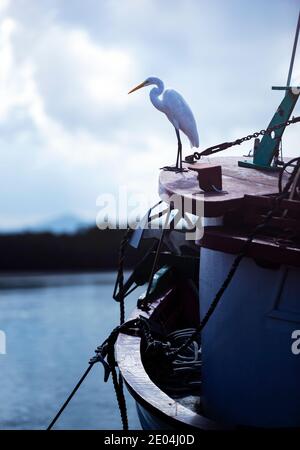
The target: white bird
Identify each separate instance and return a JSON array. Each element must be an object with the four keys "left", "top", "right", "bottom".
[{"left": 128, "top": 77, "right": 199, "bottom": 172}]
